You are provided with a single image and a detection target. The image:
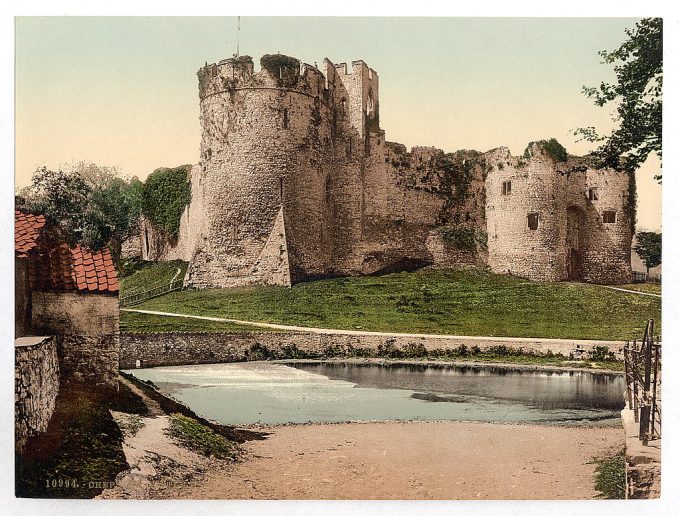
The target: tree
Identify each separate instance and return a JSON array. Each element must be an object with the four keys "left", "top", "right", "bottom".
[
  {"left": 633, "top": 231, "right": 661, "bottom": 273},
  {"left": 17, "top": 163, "right": 143, "bottom": 267},
  {"left": 575, "top": 18, "right": 662, "bottom": 181}
]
